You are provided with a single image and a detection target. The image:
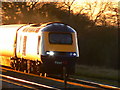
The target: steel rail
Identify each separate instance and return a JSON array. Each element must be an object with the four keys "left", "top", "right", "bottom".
[
  {"left": 69, "top": 77, "right": 120, "bottom": 90},
  {"left": 0, "top": 74, "right": 60, "bottom": 90},
  {"left": 47, "top": 75, "right": 120, "bottom": 89},
  {"left": 0, "top": 78, "right": 37, "bottom": 89}
]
